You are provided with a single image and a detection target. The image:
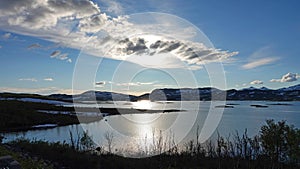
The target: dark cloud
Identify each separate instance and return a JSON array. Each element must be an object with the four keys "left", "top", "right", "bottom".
[
  {"left": 27, "top": 43, "right": 41, "bottom": 49},
  {"left": 50, "top": 50, "right": 71, "bottom": 63},
  {"left": 95, "top": 81, "right": 106, "bottom": 85},
  {"left": 50, "top": 50, "right": 61, "bottom": 57},
  {"left": 114, "top": 38, "right": 238, "bottom": 65},
  {"left": 116, "top": 38, "right": 148, "bottom": 55}
]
